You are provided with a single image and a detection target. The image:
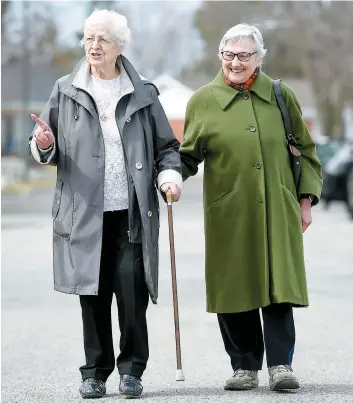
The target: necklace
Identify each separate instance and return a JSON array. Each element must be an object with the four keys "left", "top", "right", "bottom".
[{"left": 91, "top": 76, "right": 122, "bottom": 122}]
